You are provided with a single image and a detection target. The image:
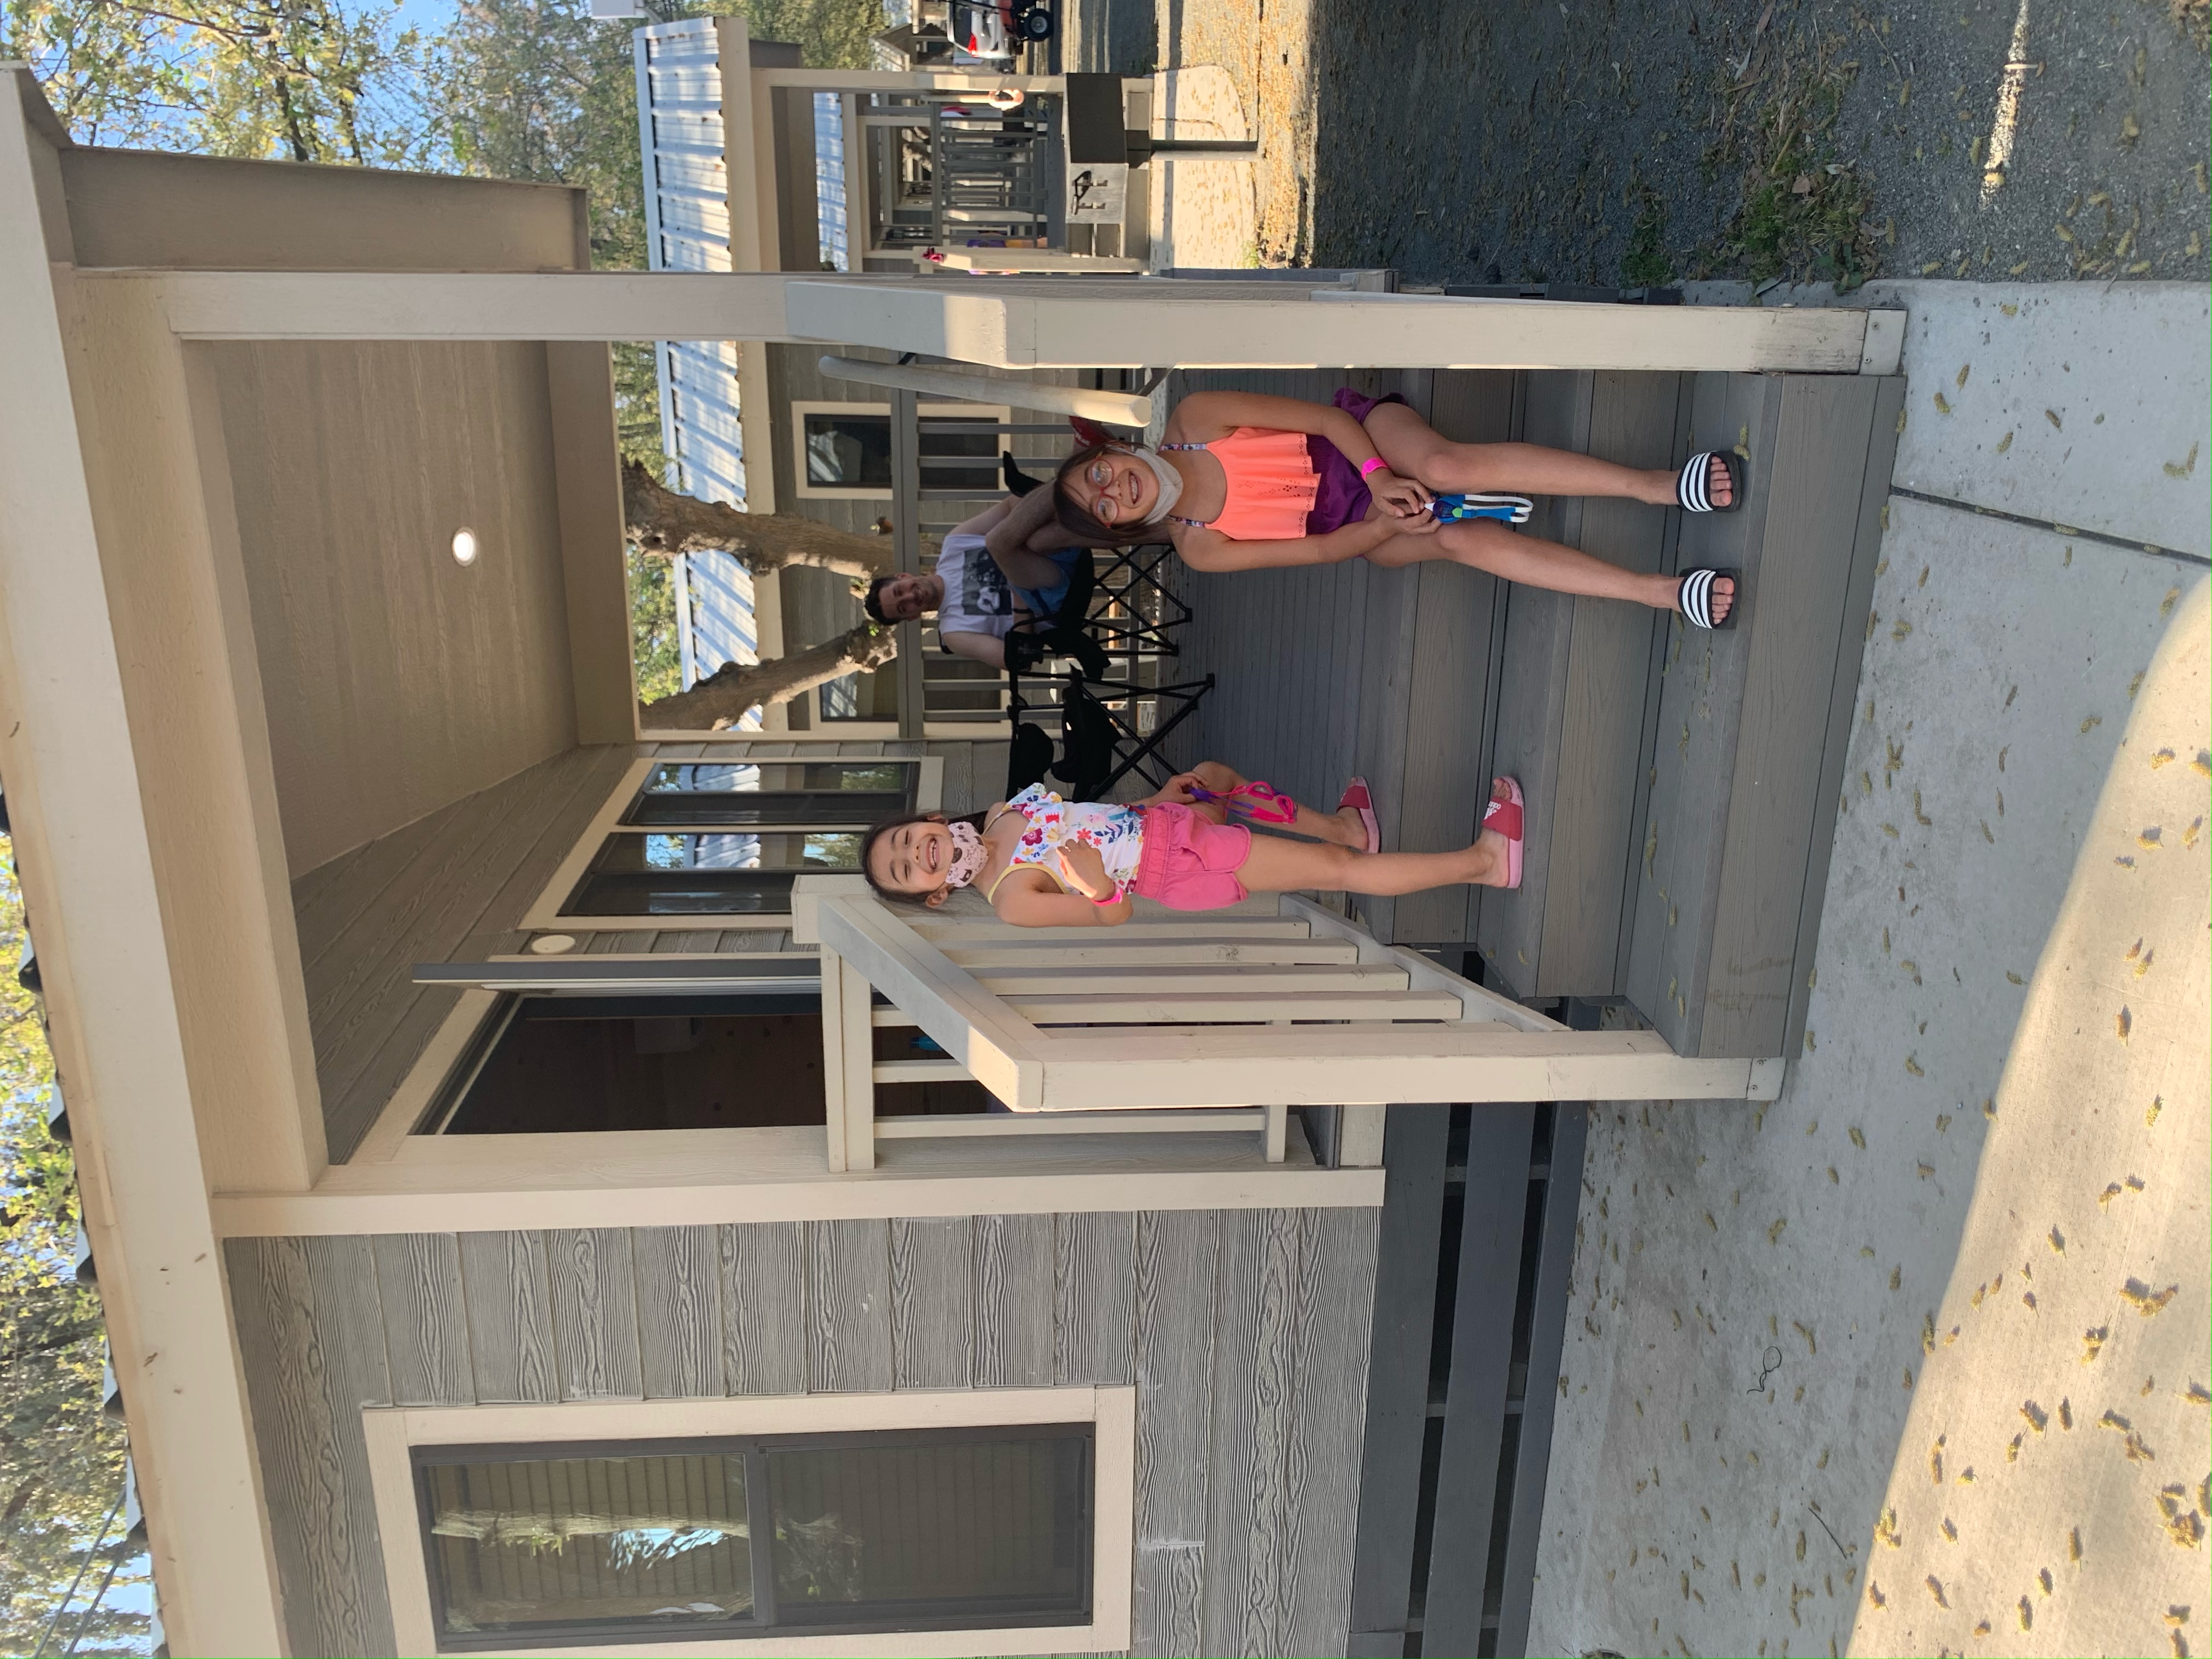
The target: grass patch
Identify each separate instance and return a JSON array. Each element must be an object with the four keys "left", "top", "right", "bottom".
[
  {"left": 1695, "top": 29, "right": 1880, "bottom": 289},
  {"left": 1621, "top": 188, "right": 1672, "bottom": 286}
]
